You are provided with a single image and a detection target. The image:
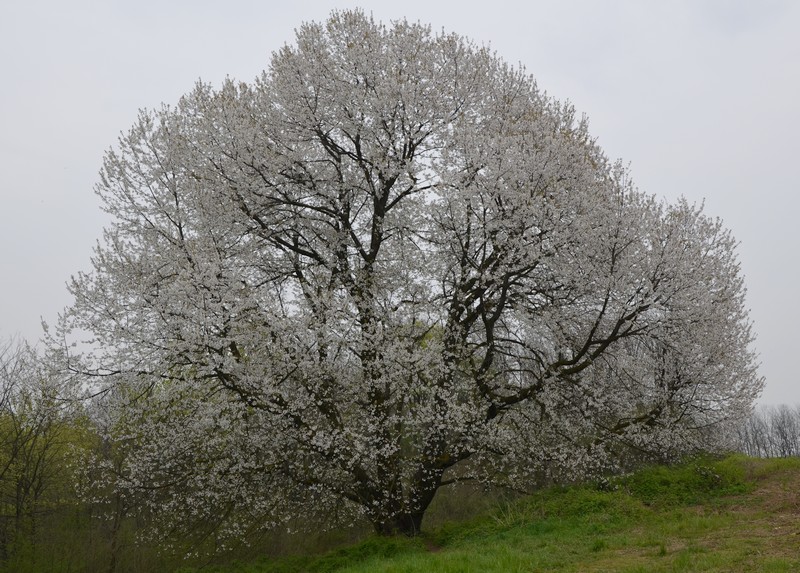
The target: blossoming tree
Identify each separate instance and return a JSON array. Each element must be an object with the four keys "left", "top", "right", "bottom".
[{"left": 61, "top": 10, "right": 762, "bottom": 538}]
